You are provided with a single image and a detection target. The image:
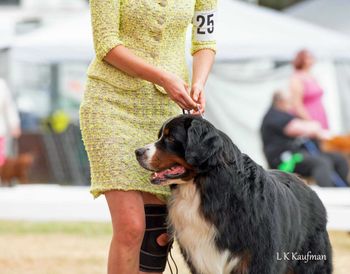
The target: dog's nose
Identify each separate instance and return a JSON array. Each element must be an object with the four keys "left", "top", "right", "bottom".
[{"left": 135, "top": 148, "right": 147, "bottom": 157}]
